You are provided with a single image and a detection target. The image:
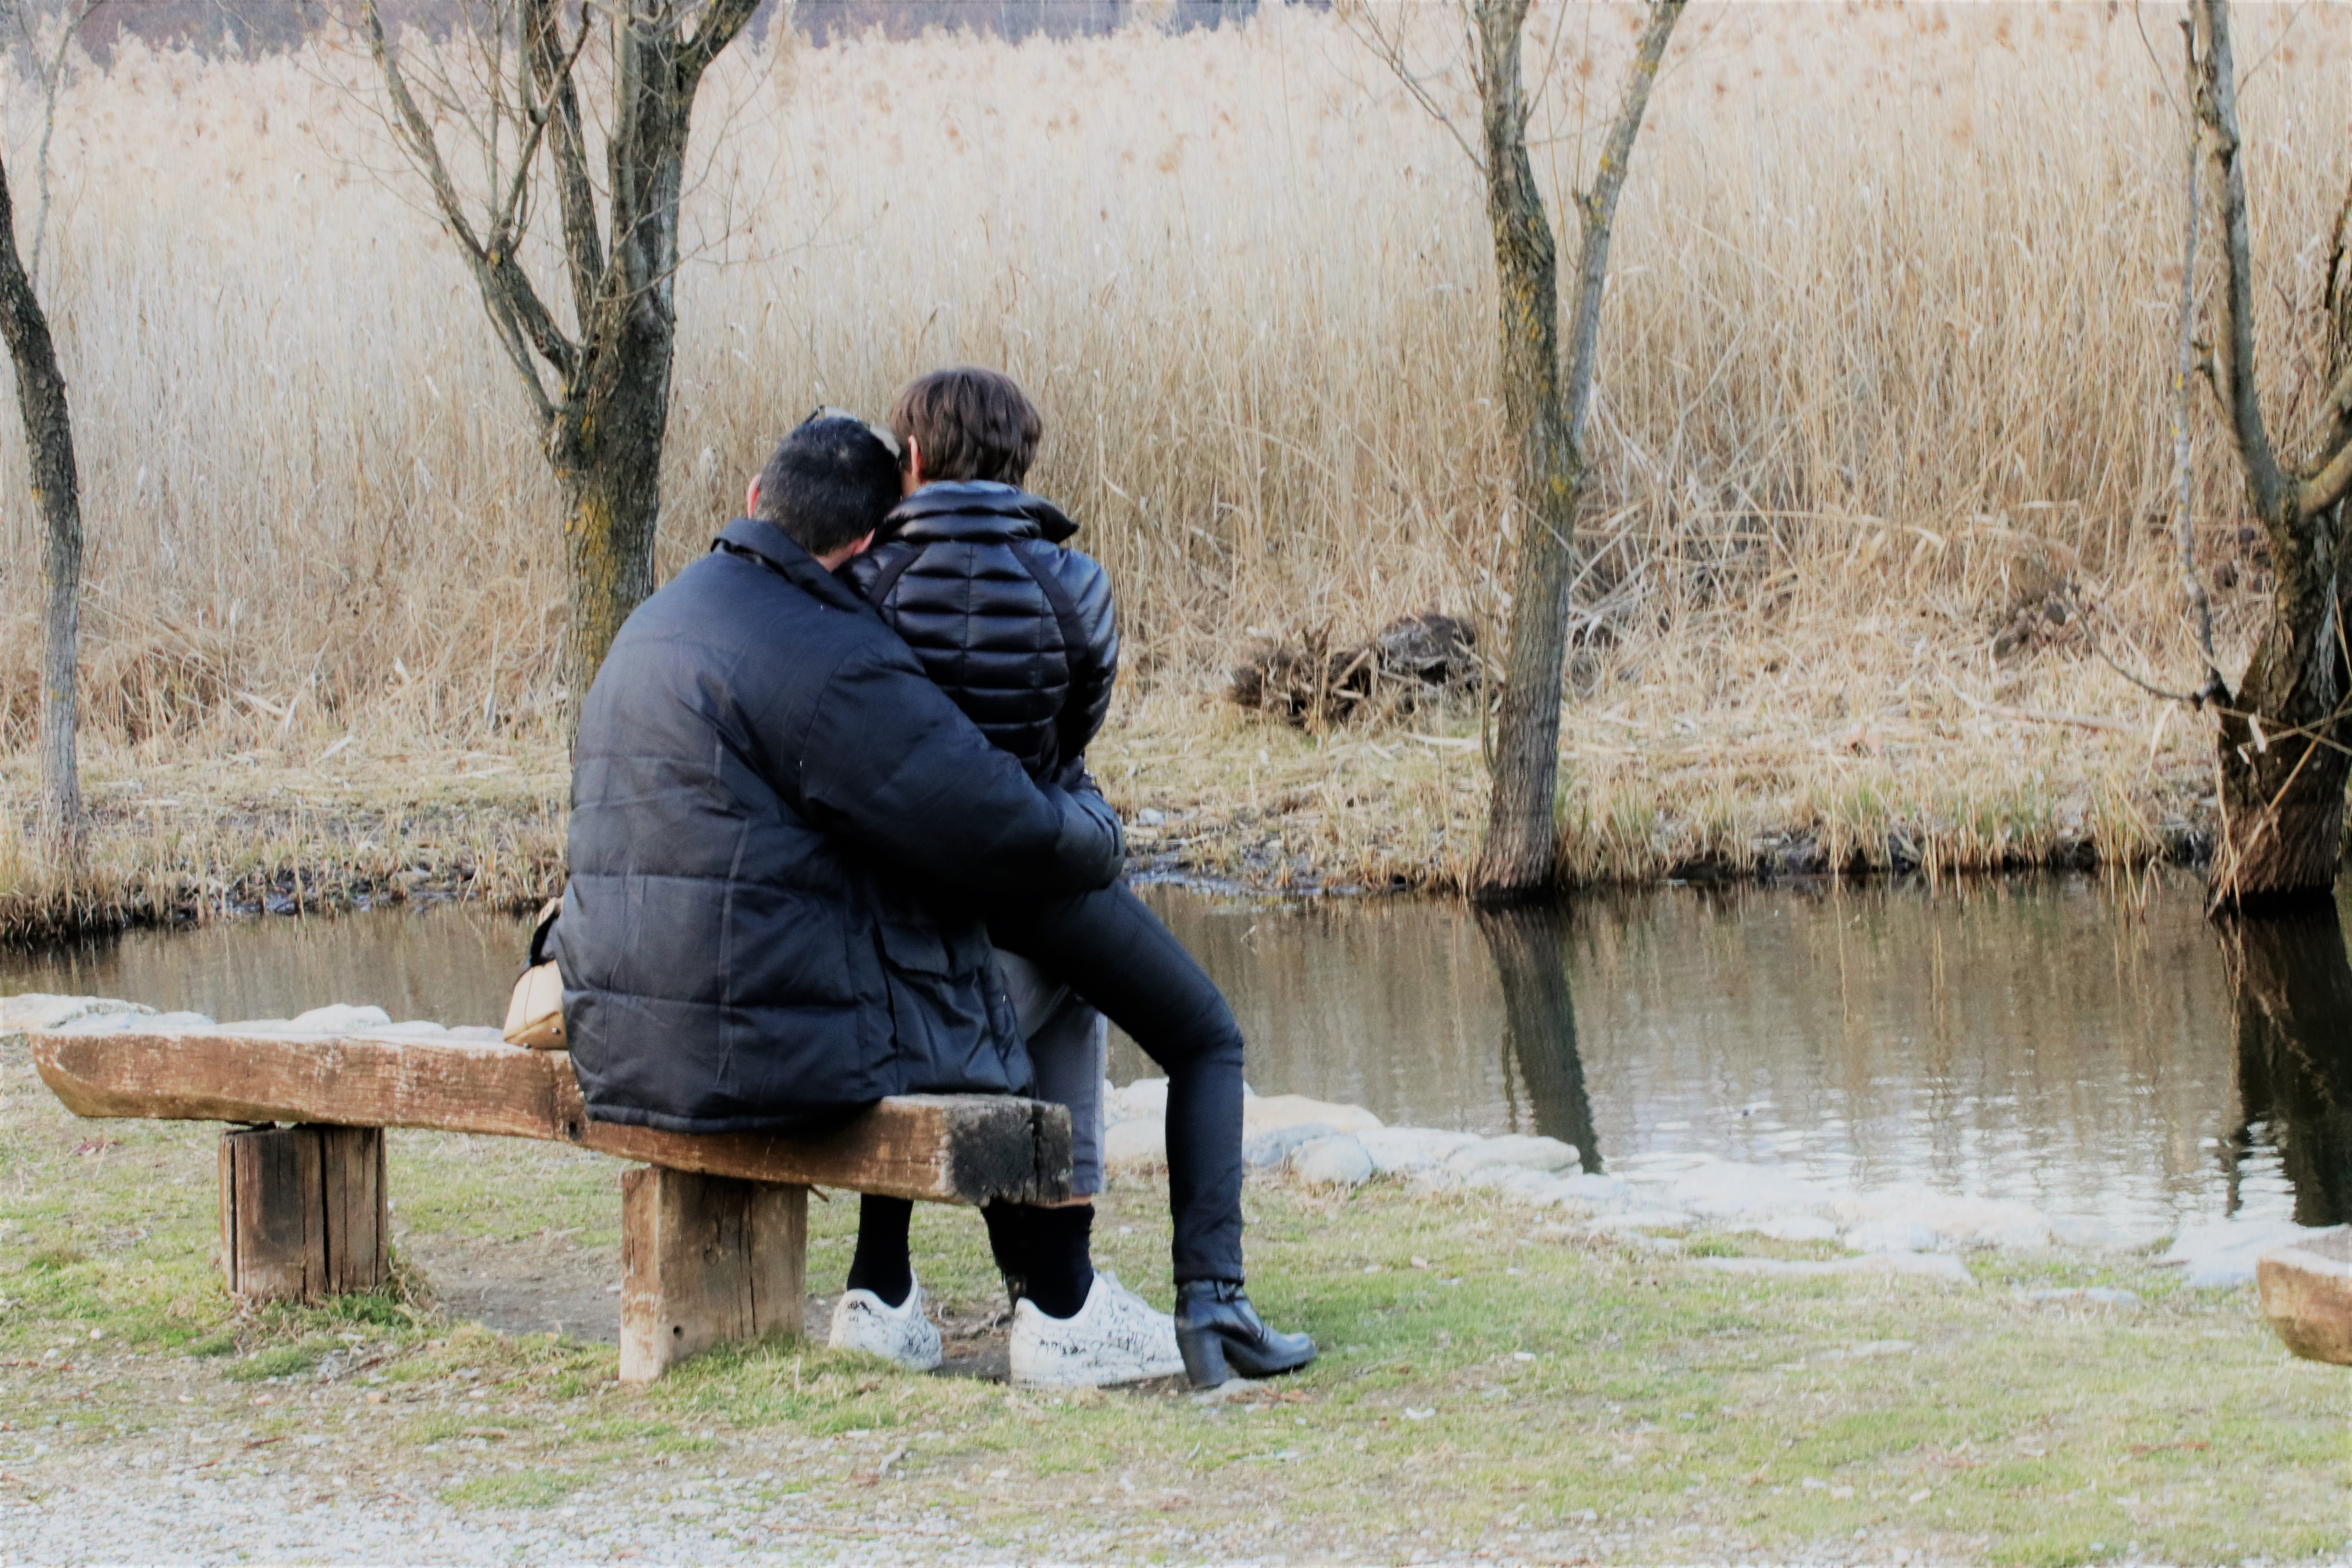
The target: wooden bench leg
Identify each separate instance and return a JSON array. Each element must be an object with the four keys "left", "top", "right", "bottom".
[
  {"left": 219, "top": 1125, "right": 388, "bottom": 1304},
  {"left": 619, "top": 1166, "right": 807, "bottom": 1385}
]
